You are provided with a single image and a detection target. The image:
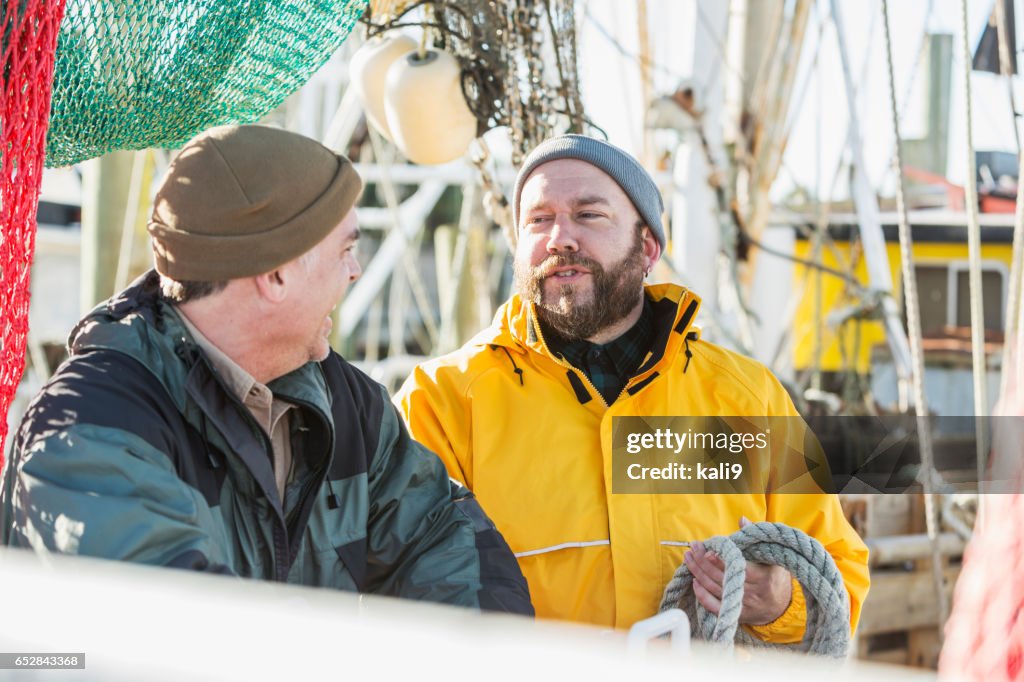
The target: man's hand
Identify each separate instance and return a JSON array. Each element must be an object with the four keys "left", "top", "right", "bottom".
[{"left": 683, "top": 518, "right": 793, "bottom": 626}]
